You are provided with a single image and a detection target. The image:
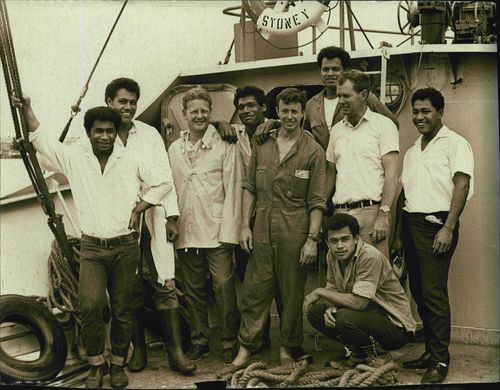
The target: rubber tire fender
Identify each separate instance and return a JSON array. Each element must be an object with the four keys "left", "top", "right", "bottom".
[{"left": 0, "top": 294, "right": 67, "bottom": 382}]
